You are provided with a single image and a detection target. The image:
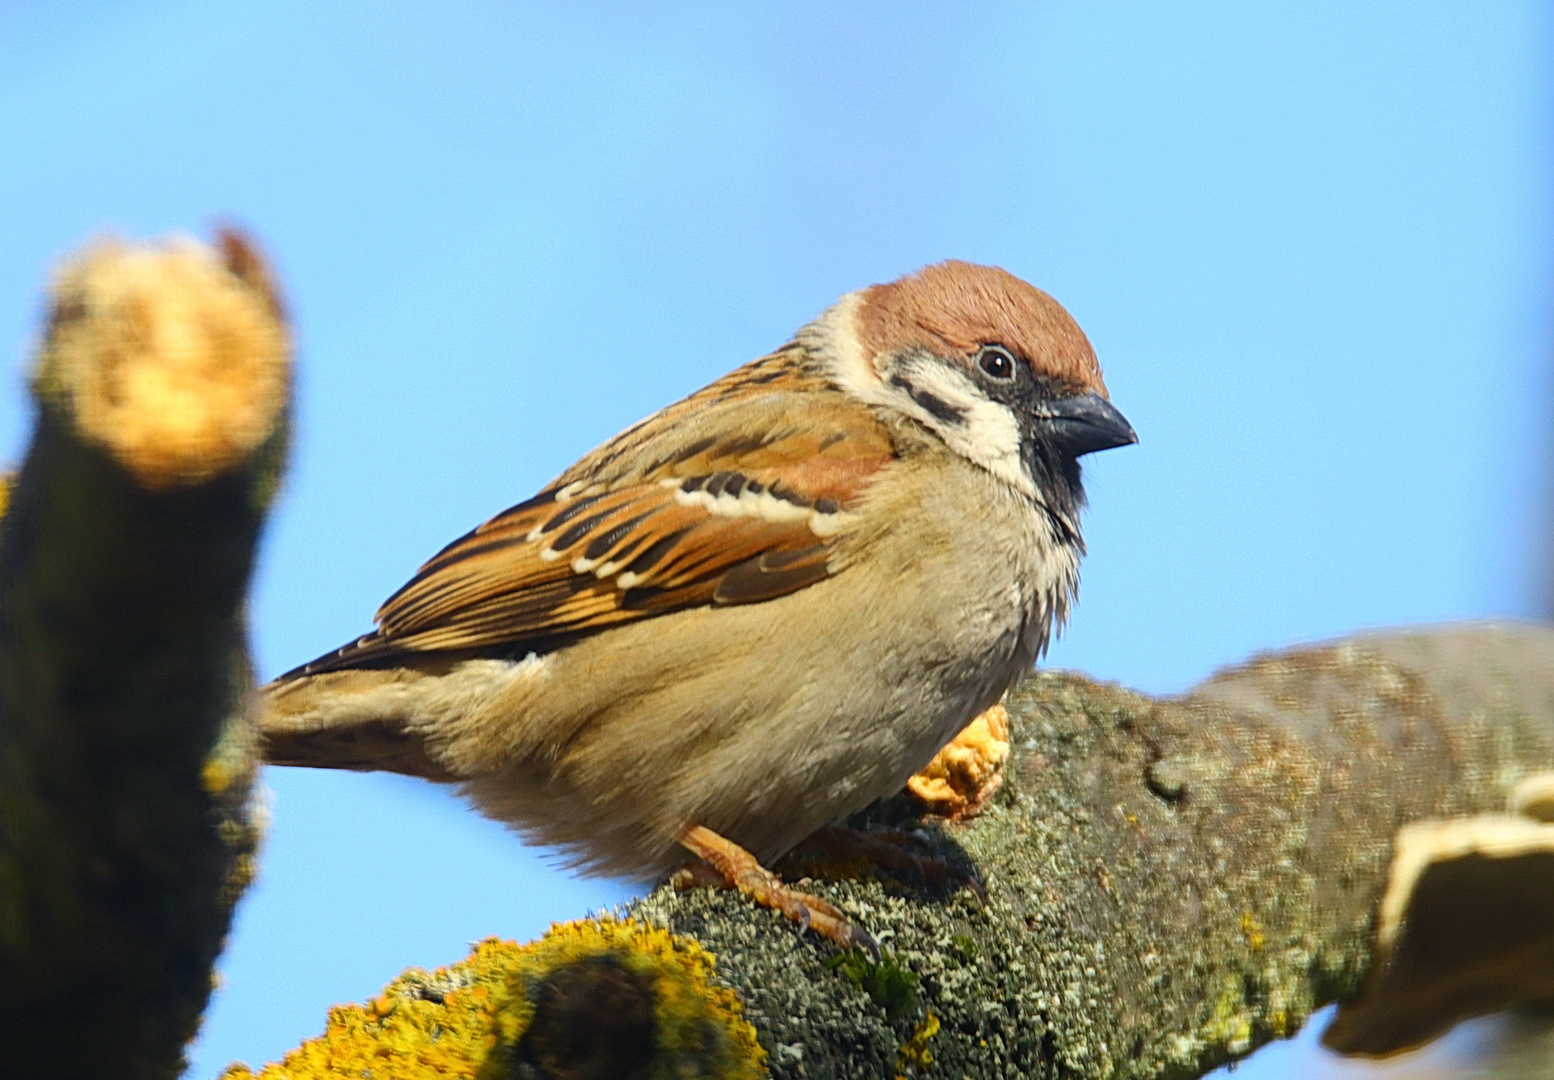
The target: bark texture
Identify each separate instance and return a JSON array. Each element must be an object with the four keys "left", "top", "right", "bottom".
[{"left": 0, "top": 231, "right": 289, "bottom": 1079}]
